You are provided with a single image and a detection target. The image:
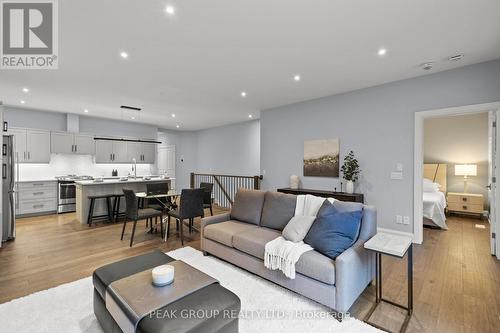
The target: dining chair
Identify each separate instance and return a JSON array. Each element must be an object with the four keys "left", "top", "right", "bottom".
[
  {"left": 146, "top": 182, "right": 170, "bottom": 212},
  {"left": 166, "top": 188, "right": 204, "bottom": 245},
  {"left": 199, "top": 182, "right": 214, "bottom": 216},
  {"left": 121, "top": 189, "right": 164, "bottom": 247}
]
